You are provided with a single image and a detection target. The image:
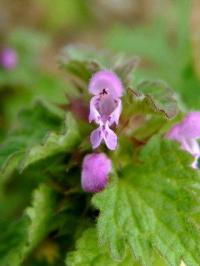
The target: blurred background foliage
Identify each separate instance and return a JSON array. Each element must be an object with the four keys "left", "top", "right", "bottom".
[
  {"left": 0, "top": 0, "right": 200, "bottom": 123},
  {"left": 0, "top": 0, "right": 200, "bottom": 134},
  {"left": 0, "top": 0, "right": 200, "bottom": 265}
]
